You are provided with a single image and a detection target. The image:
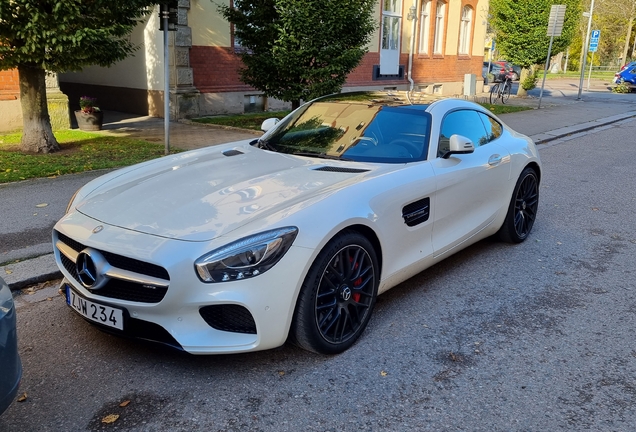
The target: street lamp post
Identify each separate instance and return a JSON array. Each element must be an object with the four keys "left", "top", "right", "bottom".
[{"left": 577, "top": 0, "right": 595, "bottom": 100}]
